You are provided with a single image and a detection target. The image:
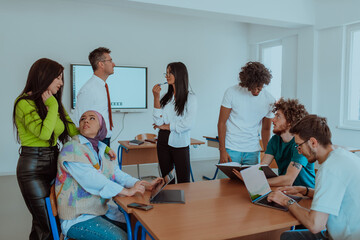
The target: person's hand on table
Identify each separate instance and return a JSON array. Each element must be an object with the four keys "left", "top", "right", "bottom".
[
  {"left": 137, "top": 178, "right": 164, "bottom": 191},
  {"left": 267, "top": 190, "right": 291, "bottom": 207},
  {"left": 118, "top": 183, "right": 145, "bottom": 197}
]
